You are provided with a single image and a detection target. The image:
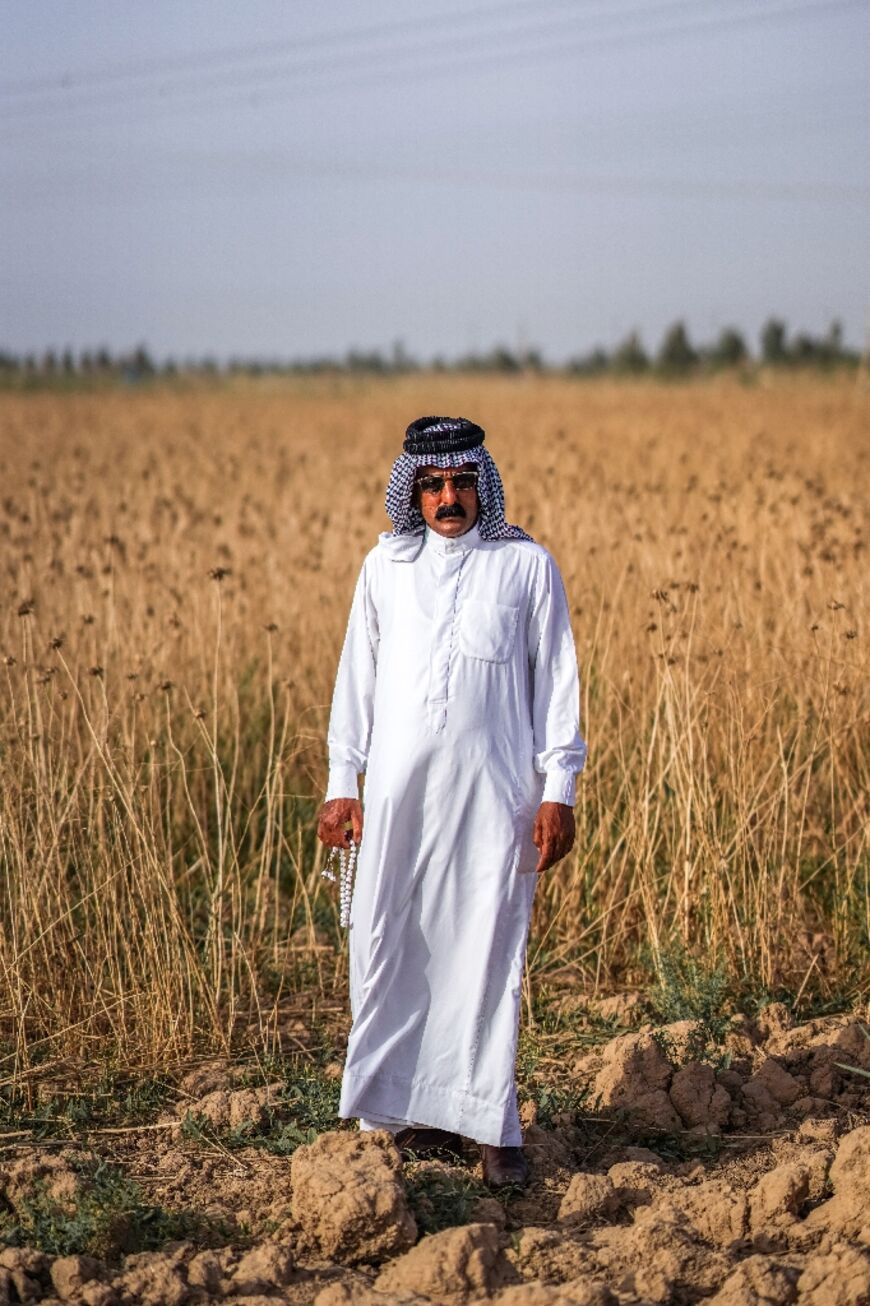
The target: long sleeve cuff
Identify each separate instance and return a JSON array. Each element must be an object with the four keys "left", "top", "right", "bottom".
[
  {"left": 542, "top": 770, "right": 577, "bottom": 806},
  {"left": 325, "top": 762, "right": 360, "bottom": 802}
]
